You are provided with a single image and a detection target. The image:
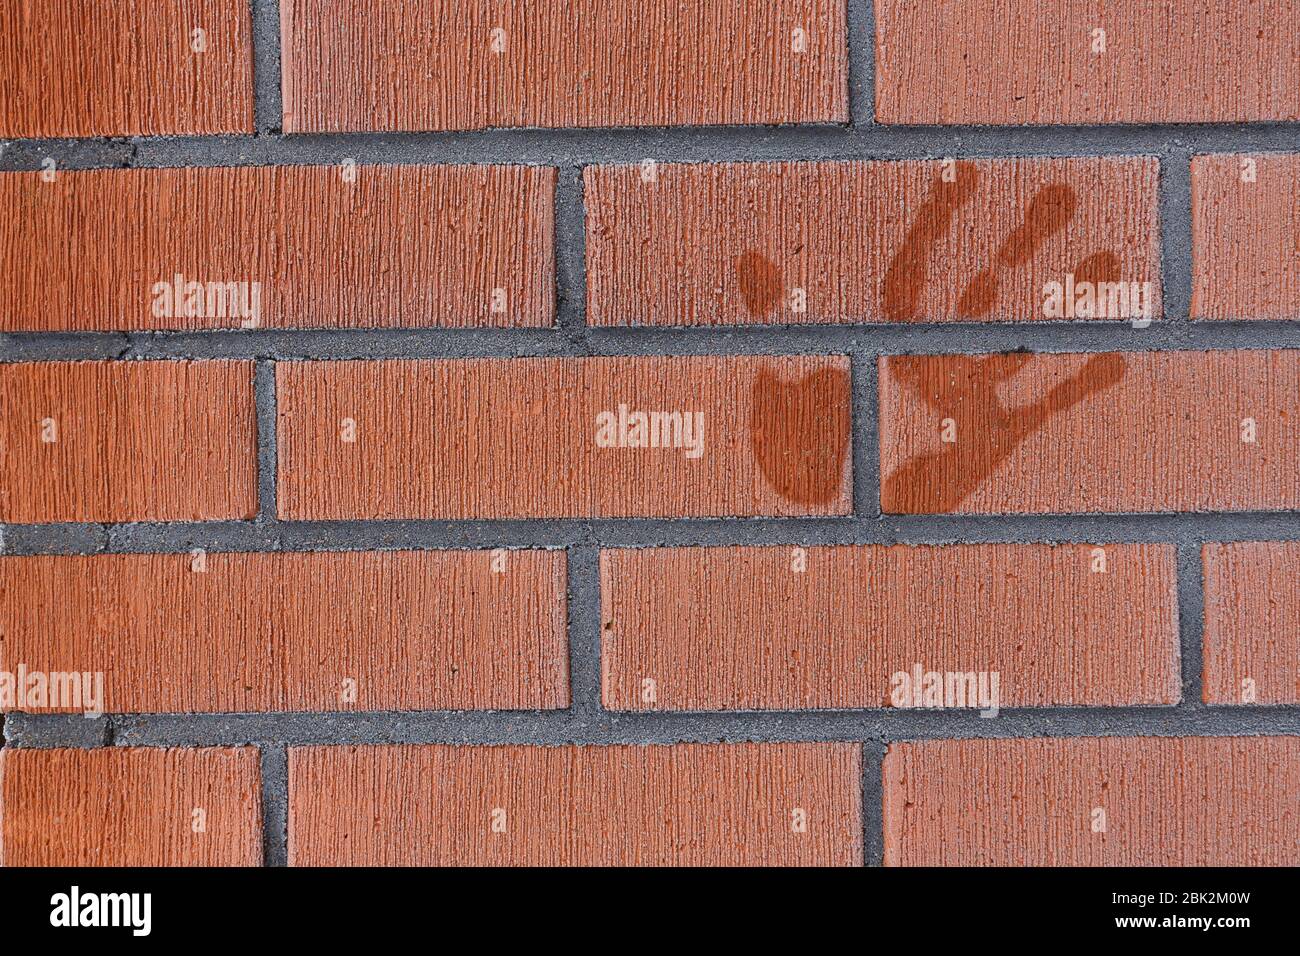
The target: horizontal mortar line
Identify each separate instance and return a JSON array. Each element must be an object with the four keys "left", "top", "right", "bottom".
[
  {"left": 4, "top": 122, "right": 1300, "bottom": 168},
  {"left": 6, "top": 513, "right": 1300, "bottom": 554},
  {"left": 9, "top": 706, "right": 1300, "bottom": 749},
  {"left": 7, "top": 321, "right": 1300, "bottom": 360}
]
